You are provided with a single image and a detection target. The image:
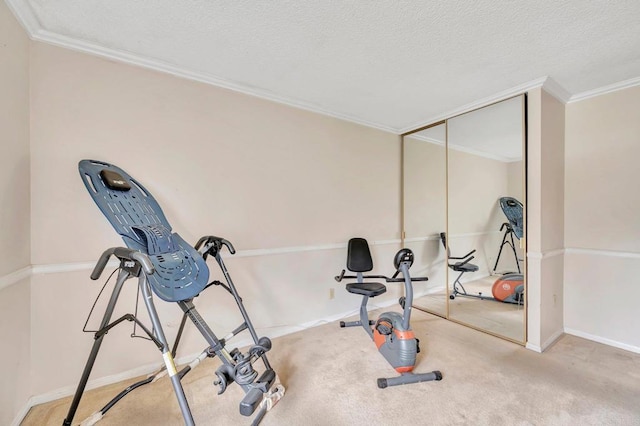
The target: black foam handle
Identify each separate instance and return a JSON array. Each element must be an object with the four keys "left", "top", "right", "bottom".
[
  {"left": 195, "top": 235, "right": 237, "bottom": 254},
  {"left": 91, "top": 248, "right": 116, "bottom": 280}
]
